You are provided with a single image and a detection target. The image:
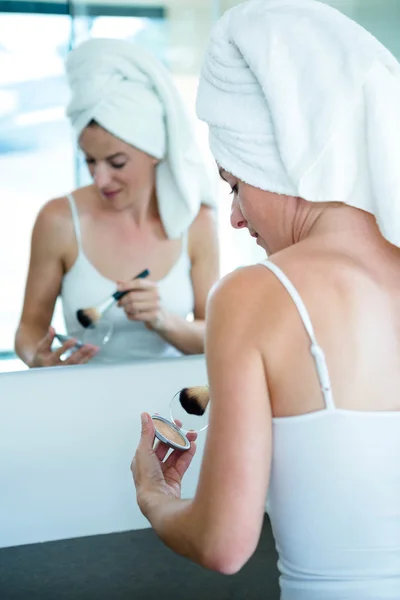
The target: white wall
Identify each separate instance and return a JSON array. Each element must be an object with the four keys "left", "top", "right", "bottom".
[{"left": 0, "top": 355, "right": 208, "bottom": 549}]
